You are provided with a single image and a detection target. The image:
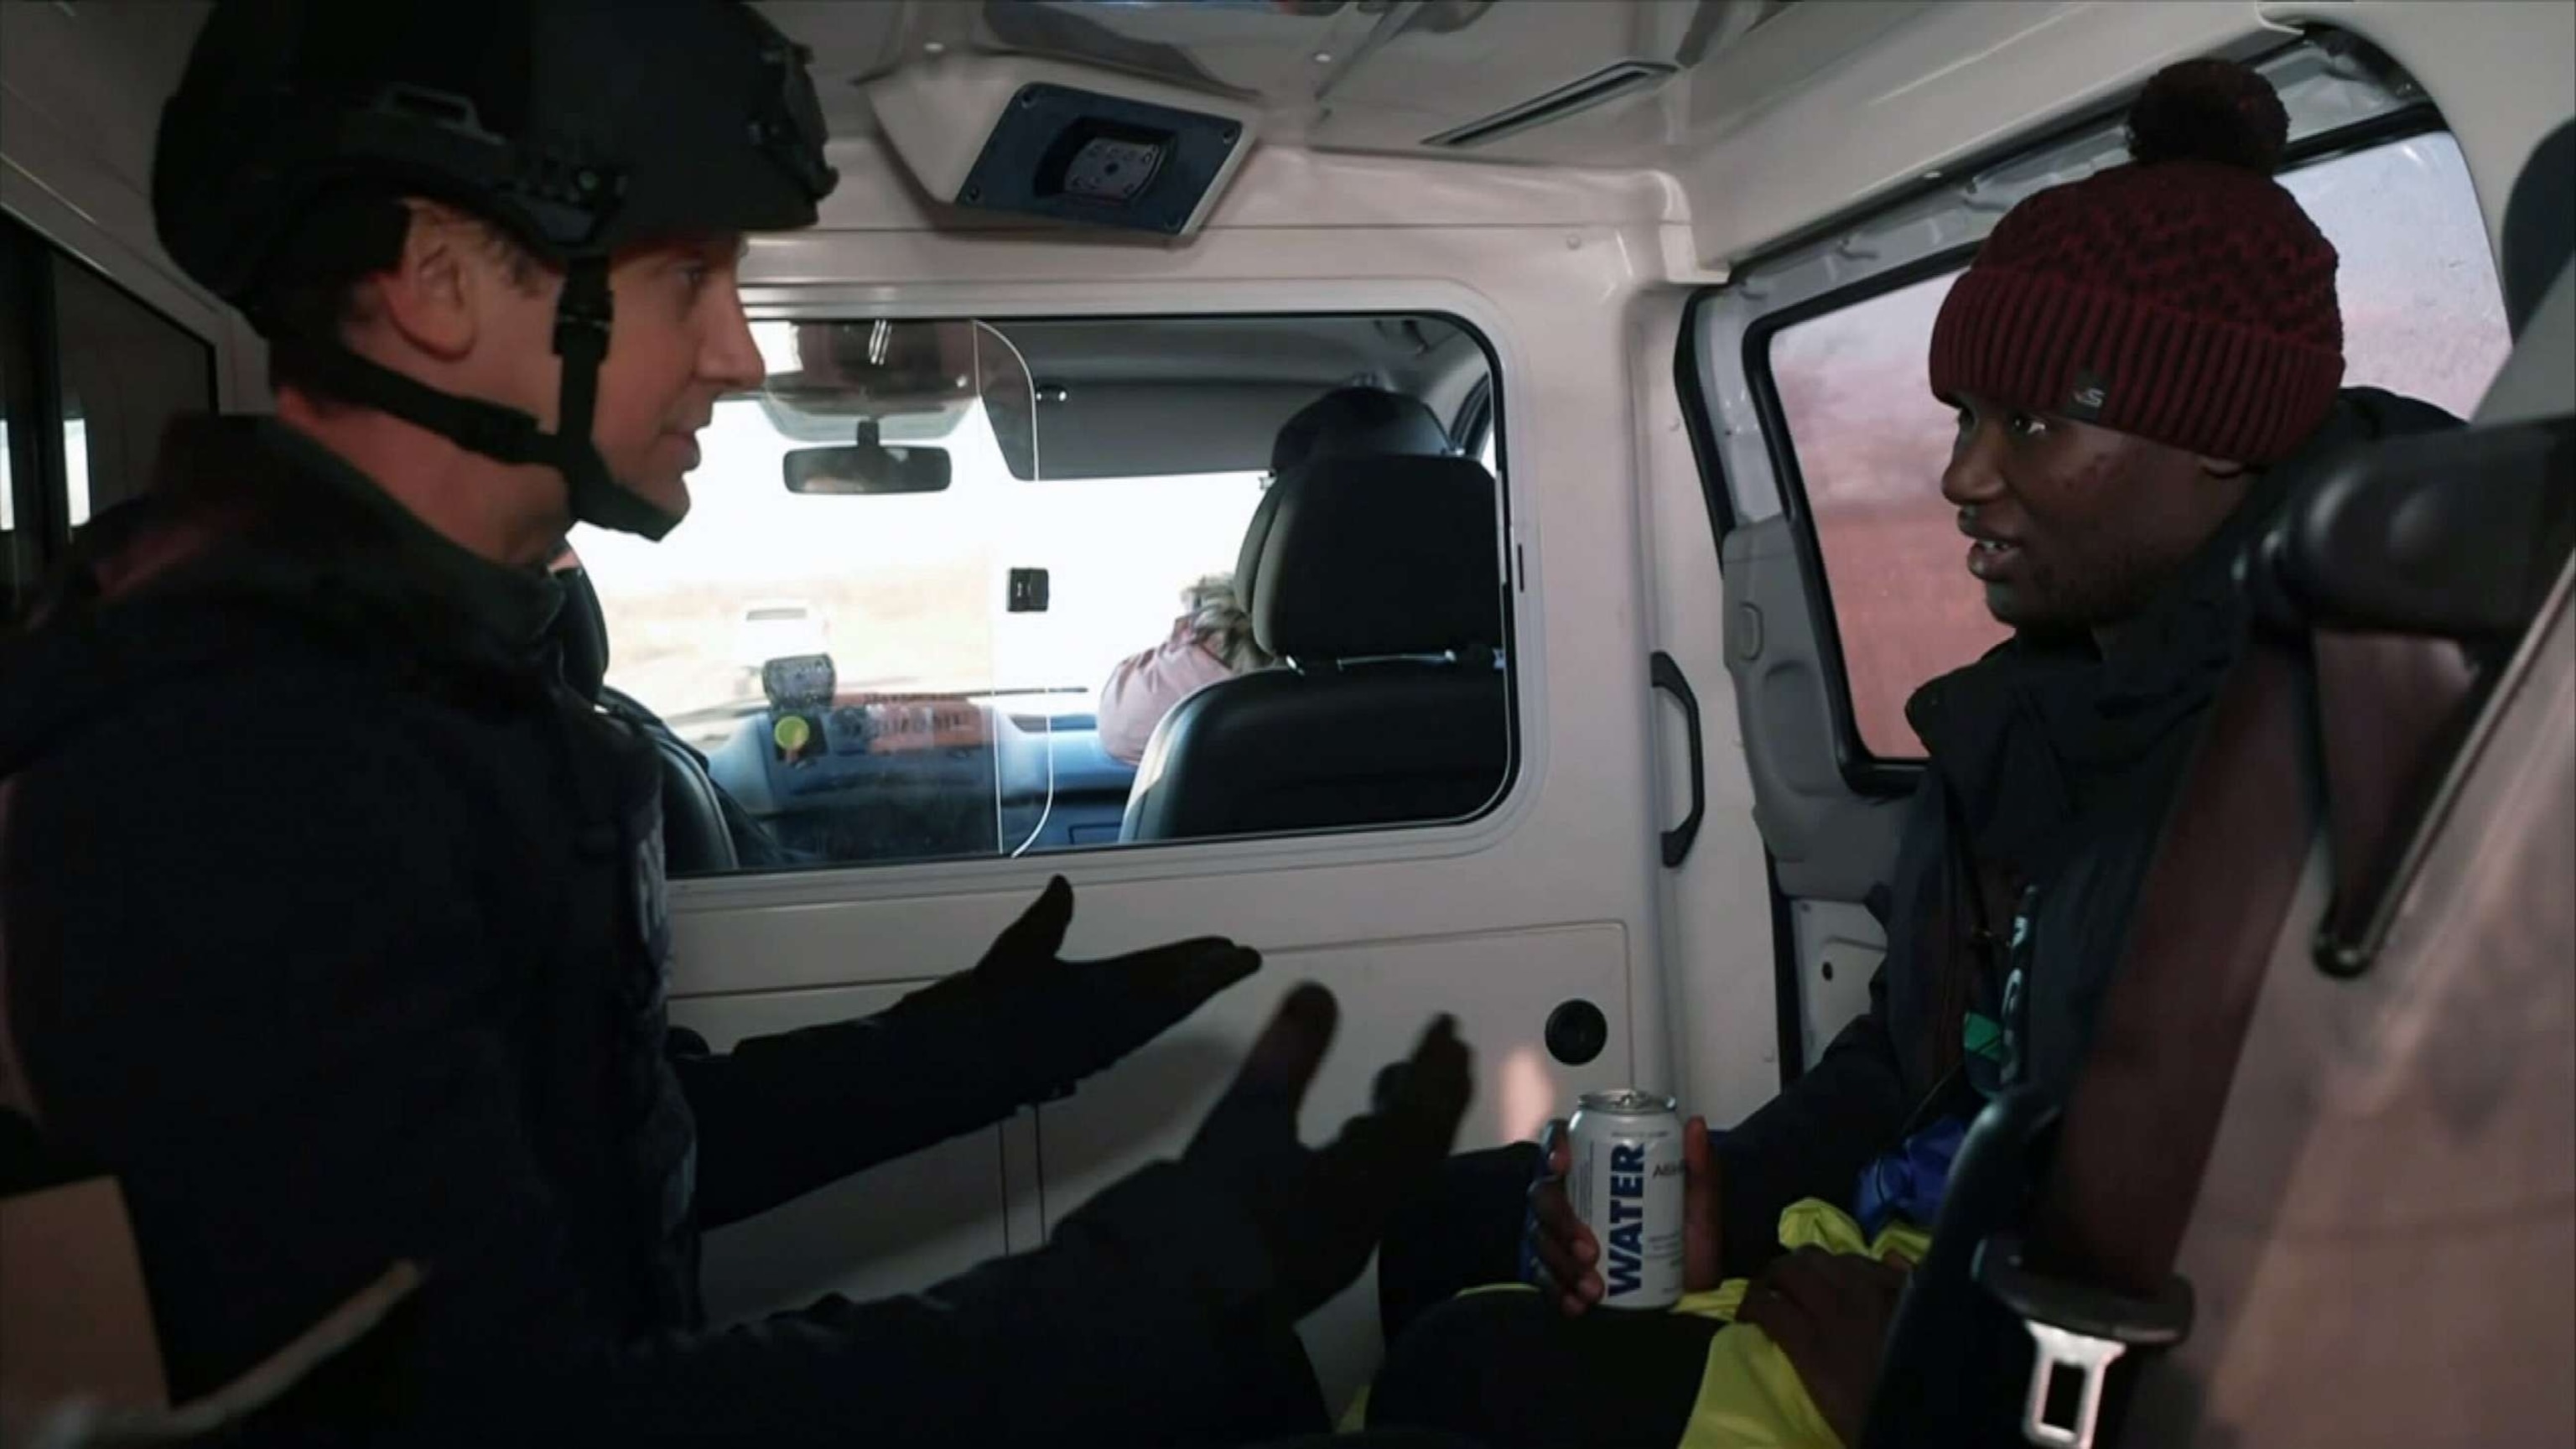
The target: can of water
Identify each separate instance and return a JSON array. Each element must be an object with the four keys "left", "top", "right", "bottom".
[{"left": 1567, "top": 1088, "right": 1685, "bottom": 1310}]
